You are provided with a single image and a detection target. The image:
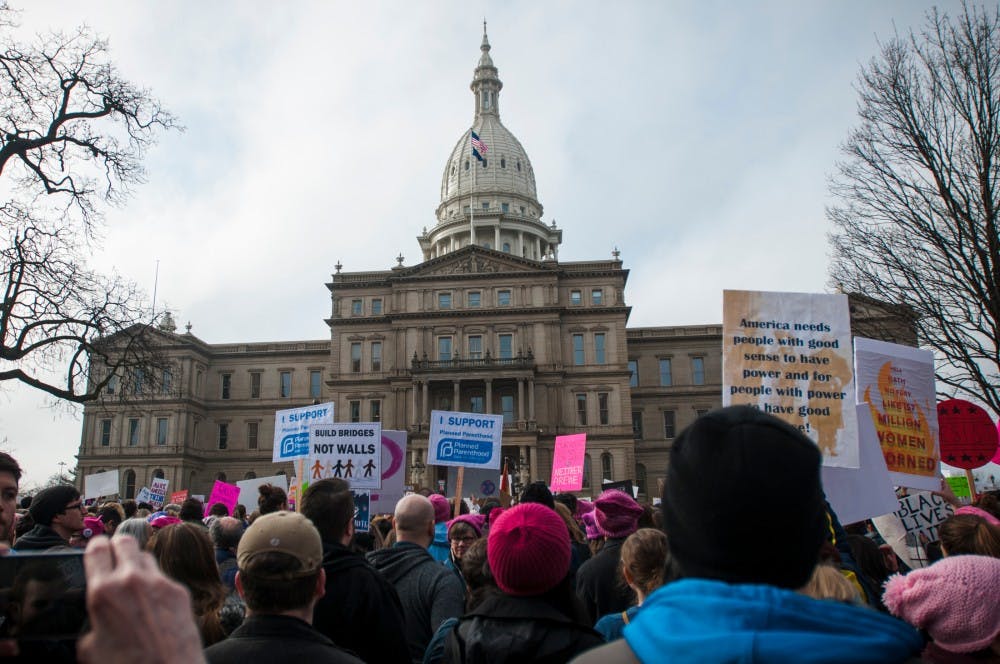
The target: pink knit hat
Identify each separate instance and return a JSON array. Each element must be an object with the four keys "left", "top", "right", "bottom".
[
  {"left": 448, "top": 513, "right": 486, "bottom": 538},
  {"left": 883, "top": 555, "right": 1000, "bottom": 653},
  {"left": 150, "top": 515, "right": 181, "bottom": 530},
  {"left": 580, "top": 511, "right": 602, "bottom": 540},
  {"left": 594, "top": 489, "right": 643, "bottom": 538},
  {"left": 954, "top": 505, "right": 1000, "bottom": 527},
  {"left": 575, "top": 499, "right": 595, "bottom": 520},
  {"left": 429, "top": 494, "right": 451, "bottom": 523},
  {"left": 488, "top": 503, "right": 570, "bottom": 596}
]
